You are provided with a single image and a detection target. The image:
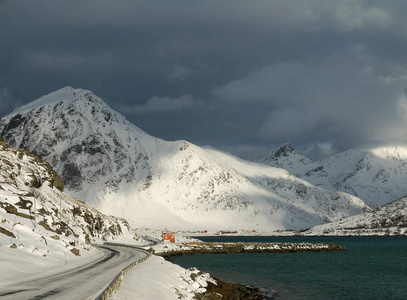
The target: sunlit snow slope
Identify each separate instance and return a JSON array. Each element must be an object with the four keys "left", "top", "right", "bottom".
[{"left": 0, "top": 87, "right": 369, "bottom": 231}]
